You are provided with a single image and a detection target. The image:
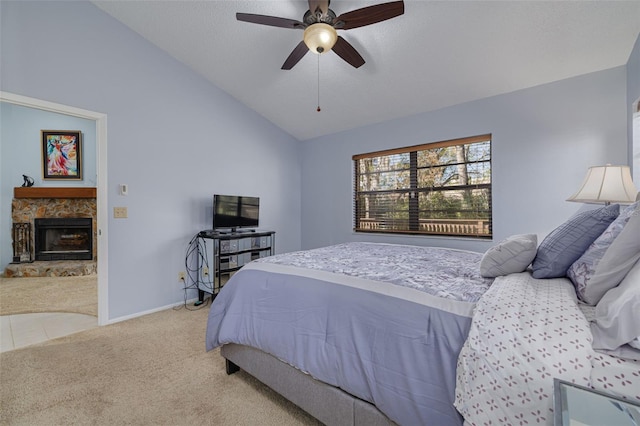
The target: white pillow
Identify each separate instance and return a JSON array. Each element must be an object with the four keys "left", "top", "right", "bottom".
[
  {"left": 591, "top": 258, "right": 640, "bottom": 350},
  {"left": 480, "top": 234, "right": 537, "bottom": 278},
  {"left": 596, "top": 344, "right": 640, "bottom": 362}
]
